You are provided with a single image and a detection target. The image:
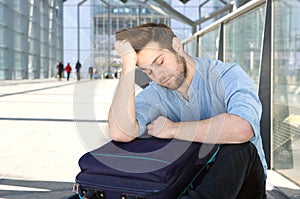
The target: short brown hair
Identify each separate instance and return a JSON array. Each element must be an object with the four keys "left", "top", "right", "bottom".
[{"left": 115, "top": 23, "right": 177, "bottom": 53}]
